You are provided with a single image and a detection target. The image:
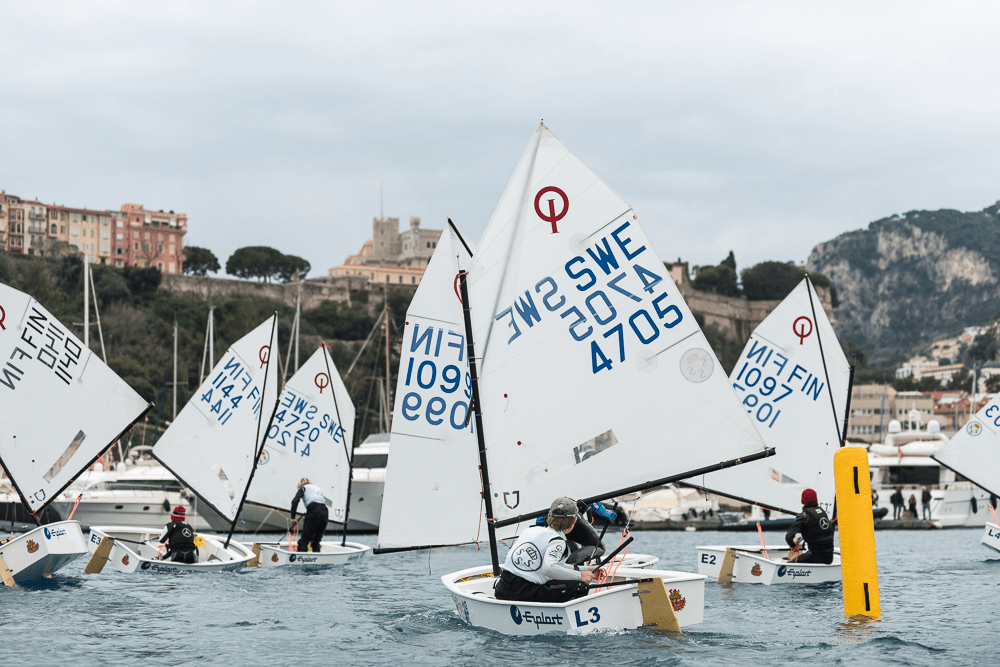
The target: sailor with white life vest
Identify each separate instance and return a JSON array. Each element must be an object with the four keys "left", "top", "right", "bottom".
[
  {"left": 159, "top": 506, "right": 198, "bottom": 563},
  {"left": 494, "top": 497, "right": 602, "bottom": 603},
  {"left": 291, "top": 477, "right": 328, "bottom": 553},
  {"left": 784, "top": 488, "right": 835, "bottom": 564}
]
